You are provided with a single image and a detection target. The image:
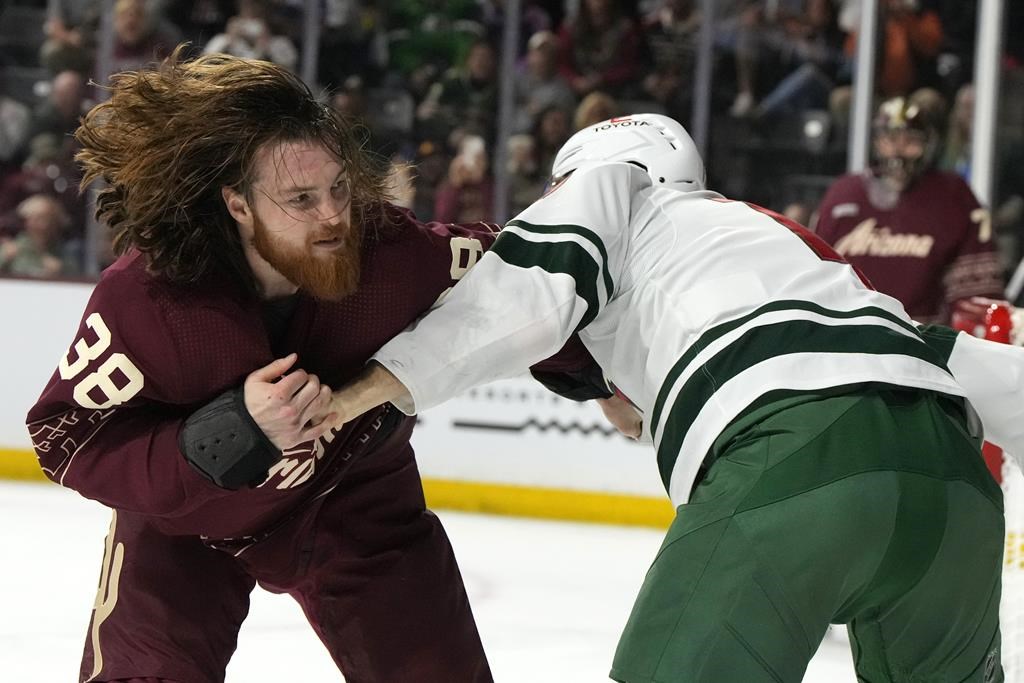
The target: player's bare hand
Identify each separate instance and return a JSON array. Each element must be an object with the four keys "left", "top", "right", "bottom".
[
  {"left": 244, "top": 353, "right": 336, "bottom": 449},
  {"left": 597, "top": 395, "right": 643, "bottom": 440}
]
